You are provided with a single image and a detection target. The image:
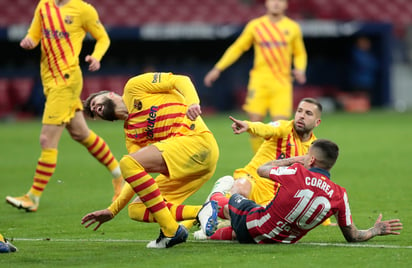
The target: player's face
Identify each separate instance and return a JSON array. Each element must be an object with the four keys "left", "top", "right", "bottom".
[
  {"left": 265, "top": 0, "right": 288, "bottom": 16},
  {"left": 294, "top": 101, "right": 321, "bottom": 134},
  {"left": 89, "top": 93, "right": 117, "bottom": 121}
]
